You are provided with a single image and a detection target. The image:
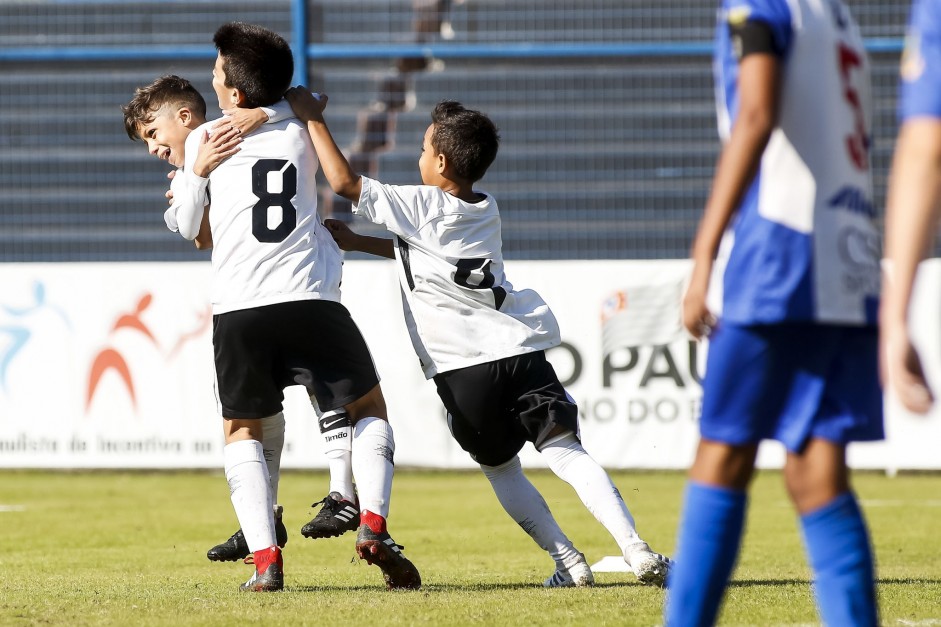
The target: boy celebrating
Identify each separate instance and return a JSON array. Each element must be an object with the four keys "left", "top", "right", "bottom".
[
  {"left": 121, "top": 76, "right": 363, "bottom": 564},
  {"left": 667, "top": 1, "right": 881, "bottom": 625},
  {"left": 286, "top": 88, "right": 672, "bottom": 587}
]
